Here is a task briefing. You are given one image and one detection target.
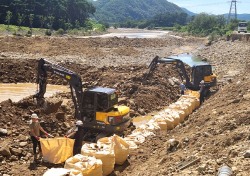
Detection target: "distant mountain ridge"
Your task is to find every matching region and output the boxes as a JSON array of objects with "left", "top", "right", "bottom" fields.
[
  {"left": 90, "top": 0, "right": 185, "bottom": 23},
  {"left": 224, "top": 14, "right": 250, "bottom": 21},
  {"left": 181, "top": 8, "right": 196, "bottom": 16}
]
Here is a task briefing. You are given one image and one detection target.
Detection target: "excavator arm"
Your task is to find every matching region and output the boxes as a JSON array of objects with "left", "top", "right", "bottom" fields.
[
  {"left": 34, "top": 58, "right": 83, "bottom": 120},
  {"left": 144, "top": 56, "right": 193, "bottom": 88}
]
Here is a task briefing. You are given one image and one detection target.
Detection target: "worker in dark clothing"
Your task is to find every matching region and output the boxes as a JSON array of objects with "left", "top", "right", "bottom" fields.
[
  {"left": 179, "top": 81, "right": 186, "bottom": 95},
  {"left": 65, "top": 120, "right": 84, "bottom": 155},
  {"left": 199, "top": 80, "right": 205, "bottom": 105}
]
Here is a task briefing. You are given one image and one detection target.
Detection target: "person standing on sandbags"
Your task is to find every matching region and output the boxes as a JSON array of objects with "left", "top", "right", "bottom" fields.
[
  {"left": 179, "top": 81, "right": 186, "bottom": 95},
  {"left": 65, "top": 120, "right": 84, "bottom": 155},
  {"left": 199, "top": 80, "right": 205, "bottom": 105},
  {"left": 29, "top": 113, "right": 53, "bottom": 161}
]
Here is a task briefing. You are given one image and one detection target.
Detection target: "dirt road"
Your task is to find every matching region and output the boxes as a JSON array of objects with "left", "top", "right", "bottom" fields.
[{"left": 0, "top": 30, "right": 249, "bottom": 176}]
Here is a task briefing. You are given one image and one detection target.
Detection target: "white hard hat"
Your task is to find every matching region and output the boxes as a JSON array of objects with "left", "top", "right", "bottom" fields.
[
  {"left": 31, "top": 113, "right": 39, "bottom": 119},
  {"left": 76, "top": 120, "right": 83, "bottom": 126},
  {"left": 200, "top": 80, "right": 204, "bottom": 84}
]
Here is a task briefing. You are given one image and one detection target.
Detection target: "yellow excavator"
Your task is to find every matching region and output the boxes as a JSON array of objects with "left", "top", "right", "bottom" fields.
[
  {"left": 144, "top": 56, "right": 217, "bottom": 96},
  {"left": 34, "top": 58, "right": 130, "bottom": 141}
]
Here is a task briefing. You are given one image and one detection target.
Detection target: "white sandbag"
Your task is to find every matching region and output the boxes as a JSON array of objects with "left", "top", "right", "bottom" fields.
[
  {"left": 155, "top": 120, "right": 168, "bottom": 130},
  {"left": 122, "top": 137, "right": 138, "bottom": 155},
  {"left": 135, "top": 121, "right": 161, "bottom": 134},
  {"left": 81, "top": 143, "right": 115, "bottom": 176},
  {"left": 97, "top": 135, "right": 129, "bottom": 165},
  {"left": 169, "top": 103, "right": 188, "bottom": 116},
  {"left": 165, "top": 108, "right": 185, "bottom": 123},
  {"left": 43, "top": 168, "right": 70, "bottom": 176},
  {"left": 126, "top": 133, "right": 146, "bottom": 143},
  {"left": 178, "top": 98, "right": 196, "bottom": 111},
  {"left": 161, "top": 110, "right": 180, "bottom": 127},
  {"left": 64, "top": 154, "right": 102, "bottom": 176},
  {"left": 171, "top": 103, "right": 191, "bottom": 116}
]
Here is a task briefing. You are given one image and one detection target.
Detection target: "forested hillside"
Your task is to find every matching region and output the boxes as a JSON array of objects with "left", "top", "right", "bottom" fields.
[
  {"left": 0, "top": 0, "right": 95, "bottom": 29},
  {"left": 90, "top": 0, "right": 184, "bottom": 23}
]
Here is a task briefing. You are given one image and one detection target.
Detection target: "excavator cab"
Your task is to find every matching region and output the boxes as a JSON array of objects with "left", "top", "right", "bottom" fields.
[
  {"left": 81, "top": 86, "right": 130, "bottom": 133},
  {"left": 191, "top": 64, "right": 217, "bottom": 90},
  {"left": 82, "top": 87, "right": 118, "bottom": 112}
]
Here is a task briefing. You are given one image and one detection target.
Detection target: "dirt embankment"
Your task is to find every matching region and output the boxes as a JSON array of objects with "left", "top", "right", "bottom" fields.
[{"left": 0, "top": 33, "right": 249, "bottom": 176}]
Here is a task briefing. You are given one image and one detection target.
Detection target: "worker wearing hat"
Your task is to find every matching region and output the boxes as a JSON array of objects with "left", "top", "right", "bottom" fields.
[
  {"left": 65, "top": 120, "right": 84, "bottom": 155},
  {"left": 29, "top": 113, "right": 53, "bottom": 161}
]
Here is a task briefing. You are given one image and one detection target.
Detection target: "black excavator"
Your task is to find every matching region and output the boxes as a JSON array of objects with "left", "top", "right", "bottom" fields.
[
  {"left": 144, "top": 56, "right": 217, "bottom": 96},
  {"left": 34, "top": 58, "right": 130, "bottom": 141}
]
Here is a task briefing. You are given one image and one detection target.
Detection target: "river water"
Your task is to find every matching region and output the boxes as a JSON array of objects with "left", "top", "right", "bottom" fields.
[
  {"left": 99, "top": 29, "right": 170, "bottom": 38},
  {"left": 0, "top": 83, "right": 69, "bottom": 103},
  {"left": 79, "top": 28, "right": 171, "bottom": 39},
  {"left": 169, "top": 53, "right": 208, "bottom": 66}
]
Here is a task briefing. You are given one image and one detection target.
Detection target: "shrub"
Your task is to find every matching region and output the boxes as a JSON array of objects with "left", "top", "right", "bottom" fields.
[
  {"left": 56, "top": 28, "right": 65, "bottom": 35},
  {"left": 25, "top": 30, "right": 32, "bottom": 37},
  {"left": 45, "top": 29, "right": 52, "bottom": 36}
]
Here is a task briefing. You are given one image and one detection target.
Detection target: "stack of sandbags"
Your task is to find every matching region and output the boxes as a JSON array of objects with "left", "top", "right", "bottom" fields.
[
  {"left": 151, "top": 114, "right": 168, "bottom": 130},
  {"left": 180, "top": 94, "right": 200, "bottom": 109},
  {"left": 163, "top": 108, "right": 186, "bottom": 123},
  {"left": 168, "top": 103, "right": 191, "bottom": 116},
  {"left": 97, "top": 135, "right": 129, "bottom": 165},
  {"left": 64, "top": 154, "right": 102, "bottom": 176},
  {"left": 81, "top": 143, "right": 115, "bottom": 176},
  {"left": 134, "top": 121, "right": 161, "bottom": 134},
  {"left": 145, "top": 91, "right": 201, "bottom": 132},
  {"left": 151, "top": 114, "right": 174, "bottom": 130},
  {"left": 185, "top": 90, "right": 200, "bottom": 99},
  {"left": 174, "top": 101, "right": 193, "bottom": 115},
  {"left": 159, "top": 109, "right": 181, "bottom": 127}
]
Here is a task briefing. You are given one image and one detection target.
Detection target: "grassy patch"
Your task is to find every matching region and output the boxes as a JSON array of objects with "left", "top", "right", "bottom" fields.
[{"left": 0, "top": 23, "right": 107, "bottom": 36}]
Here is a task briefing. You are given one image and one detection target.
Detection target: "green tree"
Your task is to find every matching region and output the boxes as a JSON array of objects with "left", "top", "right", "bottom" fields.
[
  {"left": 47, "top": 15, "right": 55, "bottom": 32},
  {"left": 67, "top": 0, "right": 95, "bottom": 25},
  {"left": 17, "top": 13, "right": 25, "bottom": 31},
  {"left": 0, "top": 0, "right": 96, "bottom": 30},
  {"left": 38, "top": 15, "right": 47, "bottom": 28},
  {"left": 187, "top": 13, "right": 226, "bottom": 36},
  {"left": 29, "top": 14, "right": 34, "bottom": 33},
  {"left": 5, "top": 11, "right": 13, "bottom": 30}
]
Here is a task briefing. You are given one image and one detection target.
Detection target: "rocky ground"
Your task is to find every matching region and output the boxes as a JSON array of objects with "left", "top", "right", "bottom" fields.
[{"left": 0, "top": 29, "right": 249, "bottom": 176}]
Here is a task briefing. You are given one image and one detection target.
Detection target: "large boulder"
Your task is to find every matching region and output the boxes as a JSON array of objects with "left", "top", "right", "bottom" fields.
[
  {"left": 10, "top": 148, "right": 22, "bottom": 156},
  {"left": 0, "top": 128, "right": 8, "bottom": 136},
  {"left": 0, "top": 145, "right": 11, "bottom": 157}
]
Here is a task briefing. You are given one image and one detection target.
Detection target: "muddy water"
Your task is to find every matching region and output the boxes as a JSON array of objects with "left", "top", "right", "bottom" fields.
[
  {"left": 0, "top": 83, "right": 69, "bottom": 103},
  {"left": 169, "top": 53, "right": 208, "bottom": 66}
]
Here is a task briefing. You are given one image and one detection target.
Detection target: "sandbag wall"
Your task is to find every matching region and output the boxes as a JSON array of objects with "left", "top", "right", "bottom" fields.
[{"left": 43, "top": 91, "right": 200, "bottom": 176}]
